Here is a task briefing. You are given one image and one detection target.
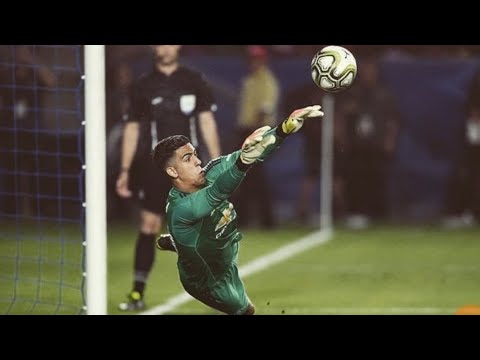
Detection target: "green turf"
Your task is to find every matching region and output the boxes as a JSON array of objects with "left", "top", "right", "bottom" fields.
[
  {"left": 241, "top": 226, "right": 480, "bottom": 315},
  {"left": 0, "top": 220, "right": 85, "bottom": 314},
  {"left": 2, "top": 221, "right": 480, "bottom": 315},
  {"left": 157, "top": 225, "right": 480, "bottom": 315},
  {"left": 107, "top": 224, "right": 313, "bottom": 315}
]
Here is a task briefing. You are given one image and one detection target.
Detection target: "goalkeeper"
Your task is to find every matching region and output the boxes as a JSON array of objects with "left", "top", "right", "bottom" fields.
[{"left": 152, "top": 105, "right": 323, "bottom": 315}]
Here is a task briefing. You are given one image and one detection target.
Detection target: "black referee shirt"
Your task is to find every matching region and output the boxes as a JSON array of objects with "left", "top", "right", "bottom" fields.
[{"left": 127, "top": 65, "right": 216, "bottom": 157}]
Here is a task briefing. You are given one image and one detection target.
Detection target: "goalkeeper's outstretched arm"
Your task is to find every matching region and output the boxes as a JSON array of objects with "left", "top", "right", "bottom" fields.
[{"left": 239, "top": 105, "right": 324, "bottom": 165}]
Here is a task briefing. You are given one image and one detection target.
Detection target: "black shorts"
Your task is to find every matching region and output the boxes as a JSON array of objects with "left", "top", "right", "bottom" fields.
[{"left": 135, "top": 157, "right": 171, "bottom": 215}]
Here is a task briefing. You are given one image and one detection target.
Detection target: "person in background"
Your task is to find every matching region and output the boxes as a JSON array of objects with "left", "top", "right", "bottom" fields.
[
  {"left": 0, "top": 46, "right": 56, "bottom": 216},
  {"left": 336, "top": 56, "right": 400, "bottom": 228},
  {"left": 116, "top": 45, "right": 221, "bottom": 311},
  {"left": 444, "top": 69, "right": 480, "bottom": 227},
  {"left": 283, "top": 82, "right": 346, "bottom": 225},
  {"left": 232, "top": 45, "right": 280, "bottom": 228}
]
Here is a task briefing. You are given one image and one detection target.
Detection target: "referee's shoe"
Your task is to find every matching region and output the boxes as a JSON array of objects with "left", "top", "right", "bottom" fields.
[{"left": 118, "top": 291, "right": 145, "bottom": 311}]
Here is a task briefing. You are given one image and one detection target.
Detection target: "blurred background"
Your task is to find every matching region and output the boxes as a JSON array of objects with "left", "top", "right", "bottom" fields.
[
  {"left": 1, "top": 45, "right": 480, "bottom": 314},
  {"left": 105, "top": 45, "right": 480, "bottom": 227}
]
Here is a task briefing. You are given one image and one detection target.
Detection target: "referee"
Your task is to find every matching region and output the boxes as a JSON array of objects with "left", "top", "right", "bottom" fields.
[{"left": 116, "top": 45, "right": 221, "bottom": 311}]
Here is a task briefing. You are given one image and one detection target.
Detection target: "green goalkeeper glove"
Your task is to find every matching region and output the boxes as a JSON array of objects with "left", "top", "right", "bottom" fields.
[
  {"left": 240, "top": 126, "right": 276, "bottom": 165},
  {"left": 238, "top": 106, "right": 324, "bottom": 165},
  {"left": 281, "top": 105, "right": 324, "bottom": 135}
]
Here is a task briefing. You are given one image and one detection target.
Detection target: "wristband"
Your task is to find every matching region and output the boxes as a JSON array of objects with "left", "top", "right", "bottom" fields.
[
  {"left": 276, "top": 124, "right": 289, "bottom": 139},
  {"left": 235, "top": 157, "right": 252, "bottom": 172}
]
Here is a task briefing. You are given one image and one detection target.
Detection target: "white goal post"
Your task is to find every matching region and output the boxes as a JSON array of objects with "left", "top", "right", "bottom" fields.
[
  {"left": 84, "top": 45, "right": 107, "bottom": 315},
  {"left": 320, "top": 94, "right": 334, "bottom": 231}
]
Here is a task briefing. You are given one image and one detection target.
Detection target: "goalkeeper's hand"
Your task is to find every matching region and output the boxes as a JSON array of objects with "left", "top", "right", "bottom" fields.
[
  {"left": 281, "top": 105, "right": 324, "bottom": 135},
  {"left": 240, "top": 125, "right": 276, "bottom": 165},
  {"left": 155, "top": 234, "right": 176, "bottom": 253}
]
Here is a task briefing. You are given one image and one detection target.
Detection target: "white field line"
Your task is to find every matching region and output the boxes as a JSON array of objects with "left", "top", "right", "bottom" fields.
[
  {"left": 140, "top": 229, "right": 332, "bottom": 315},
  {"left": 168, "top": 306, "right": 458, "bottom": 315},
  {"left": 308, "top": 307, "right": 457, "bottom": 314}
]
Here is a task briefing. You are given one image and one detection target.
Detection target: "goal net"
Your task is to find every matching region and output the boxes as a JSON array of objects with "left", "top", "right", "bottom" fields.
[{"left": 0, "top": 45, "right": 87, "bottom": 314}]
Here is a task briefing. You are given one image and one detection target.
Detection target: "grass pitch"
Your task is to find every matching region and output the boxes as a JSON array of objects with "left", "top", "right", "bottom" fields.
[{"left": 1, "top": 221, "right": 479, "bottom": 315}]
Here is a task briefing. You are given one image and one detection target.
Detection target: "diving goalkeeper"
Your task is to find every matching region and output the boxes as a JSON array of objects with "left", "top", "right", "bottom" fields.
[{"left": 152, "top": 105, "right": 324, "bottom": 315}]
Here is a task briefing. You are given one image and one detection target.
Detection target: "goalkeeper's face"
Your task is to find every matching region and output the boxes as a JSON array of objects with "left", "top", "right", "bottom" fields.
[{"left": 166, "top": 143, "right": 206, "bottom": 192}]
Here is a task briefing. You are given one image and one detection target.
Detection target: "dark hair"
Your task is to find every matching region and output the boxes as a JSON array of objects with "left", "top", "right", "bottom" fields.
[{"left": 152, "top": 135, "right": 190, "bottom": 171}]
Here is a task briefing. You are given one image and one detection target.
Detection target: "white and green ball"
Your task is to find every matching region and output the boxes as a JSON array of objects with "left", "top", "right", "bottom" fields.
[{"left": 311, "top": 45, "right": 357, "bottom": 92}]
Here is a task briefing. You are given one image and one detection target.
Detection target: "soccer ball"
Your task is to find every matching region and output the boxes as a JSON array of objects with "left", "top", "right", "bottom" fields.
[{"left": 311, "top": 45, "right": 357, "bottom": 92}]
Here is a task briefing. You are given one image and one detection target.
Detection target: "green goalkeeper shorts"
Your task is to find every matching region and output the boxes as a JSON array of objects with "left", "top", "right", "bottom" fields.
[{"left": 185, "top": 263, "right": 250, "bottom": 315}]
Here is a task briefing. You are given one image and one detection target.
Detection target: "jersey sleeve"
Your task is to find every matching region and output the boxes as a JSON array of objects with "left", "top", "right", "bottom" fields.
[
  {"left": 203, "top": 151, "right": 241, "bottom": 181},
  {"left": 176, "top": 161, "right": 245, "bottom": 222}
]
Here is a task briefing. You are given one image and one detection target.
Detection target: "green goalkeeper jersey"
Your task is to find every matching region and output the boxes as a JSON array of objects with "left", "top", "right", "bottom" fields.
[{"left": 166, "top": 127, "right": 284, "bottom": 293}]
